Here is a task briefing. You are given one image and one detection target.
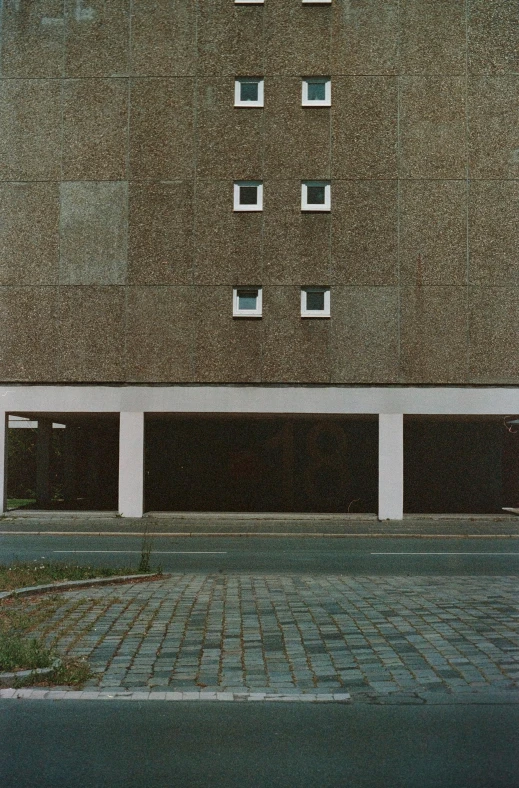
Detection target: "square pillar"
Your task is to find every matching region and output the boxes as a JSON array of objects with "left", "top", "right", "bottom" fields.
[
  {"left": 118, "top": 412, "right": 144, "bottom": 518},
  {"left": 0, "top": 413, "right": 6, "bottom": 515},
  {"left": 36, "top": 418, "right": 52, "bottom": 507},
  {"left": 378, "top": 414, "right": 404, "bottom": 520}
]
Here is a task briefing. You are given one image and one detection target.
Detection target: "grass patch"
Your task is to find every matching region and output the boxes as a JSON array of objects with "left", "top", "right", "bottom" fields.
[
  {"left": 6, "top": 498, "right": 36, "bottom": 510},
  {"left": 0, "top": 561, "right": 157, "bottom": 593}
]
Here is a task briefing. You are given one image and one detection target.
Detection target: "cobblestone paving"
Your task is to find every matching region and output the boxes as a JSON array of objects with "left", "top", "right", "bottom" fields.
[{"left": 36, "top": 575, "right": 519, "bottom": 702}]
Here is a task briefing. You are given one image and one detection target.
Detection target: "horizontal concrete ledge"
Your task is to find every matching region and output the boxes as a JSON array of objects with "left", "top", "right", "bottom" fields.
[
  {"left": 0, "top": 689, "right": 351, "bottom": 703},
  {"left": 4, "top": 511, "right": 516, "bottom": 521},
  {"left": 2, "top": 531, "right": 519, "bottom": 539},
  {"left": 4, "top": 511, "right": 119, "bottom": 519}
]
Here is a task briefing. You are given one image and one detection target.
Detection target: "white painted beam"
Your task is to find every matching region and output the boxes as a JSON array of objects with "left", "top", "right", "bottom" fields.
[
  {"left": 378, "top": 414, "right": 404, "bottom": 521},
  {"left": 118, "top": 412, "right": 144, "bottom": 518},
  {"left": 0, "top": 413, "right": 6, "bottom": 515}
]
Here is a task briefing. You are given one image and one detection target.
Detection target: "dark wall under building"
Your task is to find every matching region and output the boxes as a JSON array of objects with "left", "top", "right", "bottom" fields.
[{"left": 145, "top": 417, "right": 378, "bottom": 513}]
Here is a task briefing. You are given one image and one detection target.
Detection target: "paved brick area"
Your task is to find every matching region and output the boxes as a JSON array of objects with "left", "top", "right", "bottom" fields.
[{"left": 32, "top": 574, "right": 519, "bottom": 703}]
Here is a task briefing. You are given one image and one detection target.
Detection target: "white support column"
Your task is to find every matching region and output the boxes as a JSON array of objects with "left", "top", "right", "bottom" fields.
[
  {"left": 378, "top": 413, "right": 404, "bottom": 520},
  {"left": 118, "top": 412, "right": 144, "bottom": 518},
  {"left": 36, "top": 418, "right": 52, "bottom": 507},
  {"left": 0, "top": 413, "right": 6, "bottom": 515}
]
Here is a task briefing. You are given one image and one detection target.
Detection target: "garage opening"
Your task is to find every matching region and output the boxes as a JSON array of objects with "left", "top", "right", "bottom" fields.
[
  {"left": 6, "top": 413, "right": 119, "bottom": 511},
  {"left": 404, "top": 416, "right": 519, "bottom": 514},
  {"left": 145, "top": 415, "right": 378, "bottom": 513}
]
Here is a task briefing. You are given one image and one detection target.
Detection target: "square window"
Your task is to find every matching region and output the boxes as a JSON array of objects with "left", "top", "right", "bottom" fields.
[
  {"left": 301, "top": 181, "right": 331, "bottom": 211},
  {"left": 234, "top": 181, "right": 263, "bottom": 211},
  {"left": 235, "top": 0, "right": 264, "bottom": 4},
  {"left": 302, "top": 78, "right": 331, "bottom": 106},
  {"left": 302, "top": 0, "right": 331, "bottom": 4},
  {"left": 233, "top": 286, "right": 263, "bottom": 317},
  {"left": 301, "top": 287, "right": 330, "bottom": 318},
  {"left": 235, "top": 78, "right": 264, "bottom": 107}
]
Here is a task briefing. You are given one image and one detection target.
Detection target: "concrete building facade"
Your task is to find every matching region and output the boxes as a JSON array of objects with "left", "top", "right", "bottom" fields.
[{"left": 1, "top": 0, "right": 518, "bottom": 518}]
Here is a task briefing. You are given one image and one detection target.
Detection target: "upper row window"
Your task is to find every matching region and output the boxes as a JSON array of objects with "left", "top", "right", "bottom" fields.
[
  {"left": 235, "top": 78, "right": 331, "bottom": 108},
  {"left": 235, "top": 1, "right": 331, "bottom": 4}
]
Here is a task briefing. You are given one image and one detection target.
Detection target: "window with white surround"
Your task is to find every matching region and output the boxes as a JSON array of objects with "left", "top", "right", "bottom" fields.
[
  {"left": 235, "top": 0, "right": 263, "bottom": 4},
  {"left": 301, "top": 181, "right": 331, "bottom": 211},
  {"left": 235, "top": 78, "right": 264, "bottom": 107},
  {"left": 302, "top": 0, "right": 331, "bottom": 4},
  {"left": 233, "top": 287, "right": 263, "bottom": 317},
  {"left": 301, "top": 287, "right": 330, "bottom": 317},
  {"left": 234, "top": 181, "right": 263, "bottom": 211},
  {"left": 302, "top": 77, "right": 331, "bottom": 106}
]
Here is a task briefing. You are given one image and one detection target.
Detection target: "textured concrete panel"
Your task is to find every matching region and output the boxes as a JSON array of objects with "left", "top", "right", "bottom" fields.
[
  {"left": 0, "top": 79, "right": 61, "bottom": 180},
  {"left": 62, "top": 78, "right": 128, "bottom": 181},
  {"left": 265, "top": 3, "right": 331, "bottom": 76},
  {"left": 468, "top": 0, "right": 519, "bottom": 74},
  {"left": 400, "top": 287, "right": 468, "bottom": 383},
  {"left": 193, "top": 287, "right": 263, "bottom": 382},
  {"left": 399, "top": 0, "right": 466, "bottom": 74},
  {"left": 399, "top": 77, "right": 466, "bottom": 179},
  {"left": 331, "top": 287, "right": 399, "bottom": 383},
  {"left": 264, "top": 78, "right": 330, "bottom": 180},
  {"left": 128, "top": 181, "right": 193, "bottom": 286},
  {"left": 60, "top": 182, "right": 128, "bottom": 285},
  {"left": 469, "top": 181, "right": 519, "bottom": 285},
  {"left": 0, "top": 0, "right": 64, "bottom": 77},
  {"left": 197, "top": 78, "right": 264, "bottom": 179},
  {"left": 263, "top": 181, "right": 331, "bottom": 286},
  {"left": 332, "top": 181, "right": 398, "bottom": 286},
  {"left": 131, "top": 0, "right": 196, "bottom": 76},
  {"left": 0, "top": 183, "right": 59, "bottom": 286},
  {"left": 197, "top": 0, "right": 264, "bottom": 75},
  {"left": 469, "top": 287, "right": 519, "bottom": 382},
  {"left": 0, "top": 287, "right": 58, "bottom": 380},
  {"left": 130, "top": 78, "right": 194, "bottom": 179},
  {"left": 58, "top": 286, "right": 126, "bottom": 381},
  {"left": 125, "top": 287, "right": 194, "bottom": 381},
  {"left": 194, "top": 181, "right": 263, "bottom": 285},
  {"left": 64, "top": 0, "right": 129, "bottom": 77},
  {"left": 331, "top": 0, "right": 399, "bottom": 75},
  {"left": 468, "top": 76, "right": 519, "bottom": 179},
  {"left": 400, "top": 181, "right": 467, "bottom": 286},
  {"left": 262, "top": 287, "right": 330, "bottom": 383},
  {"left": 331, "top": 77, "right": 397, "bottom": 179}
]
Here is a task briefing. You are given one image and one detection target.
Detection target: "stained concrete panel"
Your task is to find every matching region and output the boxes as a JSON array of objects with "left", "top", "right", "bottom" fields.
[
  {"left": 0, "top": 79, "right": 61, "bottom": 180},
  {"left": 62, "top": 78, "right": 128, "bottom": 181},
  {"left": 59, "top": 182, "right": 128, "bottom": 285},
  {"left": 64, "top": 0, "right": 129, "bottom": 77},
  {"left": 125, "top": 287, "right": 194, "bottom": 381},
  {"left": 468, "top": 76, "right": 519, "bottom": 179},
  {"left": 400, "top": 287, "right": 468, "bottom": 383},
  {"left": 331, "top": 287, "right": 399, "bottom": 383},
  {"left": 197, "top": 0, "right": 264, "bottom": 76},
  {"left": 58, "top": 286, "right": 126, "bottom": 381},
  {"left": 0, "top": 287, "right": 58, "bottom": 380},
  {"left": 264, "top": 3, "right": 331, "bottom": 76},
  {"left": 130, "top": 78, "right": 195, "bottom": 179},
  {"left": 332, "top": 181, "right": 398, "bottom": 286},
  {"left": 469, "top": 181, "right": 519, "bottom": 286},
  {"left": 469, "top": 287, "right": 519, "bottom": 382},
  {"left": 331, "top": 0, "right": 399, "bottom": 75},
  {"left": 399, "top": 76, "right": 466, "bottom": 179},
  {"left": 399, "top": 0, "right": 466, "bottom": 74},
  {"left": 131, "top": 0, "right": 196, "bottom": 76},
  {"left": 0, "top": 0, "right": 64, "bottom": 77},
  {"left": 400, "top": 181, "right": 467, "bottom": 286},
  {"left": 331, "top": 77, "right": 398, "bottom": 179},
  {"left": 128, "top": 181, "right": 193, "bottom": 286},
  {"left": 0, "top": 183, "right": 59, "bottom": 286},
  {"left": 468, "top": 0, "right": 519, "bottom": 74}
]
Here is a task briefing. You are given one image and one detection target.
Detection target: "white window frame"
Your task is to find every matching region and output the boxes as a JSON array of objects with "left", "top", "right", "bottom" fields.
[
  {"left": 234, "top": 78, "right": 264, "bottom": 108},
  {"left": 233, "top": 286, "right": 263, "bottom": 318},
  {"left": 301, "top": 181, "right": 331, "bottom": 212},
  {"left": 302, "top": 77, "right": 331, "bottom": 107},
  {"left": 301, "top": 287, "right": 330, "bottom": 318},
  {"left": 234, "top": 181, "right": 263, "bottom": 212},
  {"left": 235, "top": 0, "right": 264, "bottom": 4},
  {"left": 302, "top": 0, "right": 331, "bottom": 4}
]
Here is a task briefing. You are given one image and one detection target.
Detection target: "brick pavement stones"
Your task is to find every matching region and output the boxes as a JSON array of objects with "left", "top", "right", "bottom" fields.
[{"left": 7, "top": 574, "right": 519, "bottom": 704}]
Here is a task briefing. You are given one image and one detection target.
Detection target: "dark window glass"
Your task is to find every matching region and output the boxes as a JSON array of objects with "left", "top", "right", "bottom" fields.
[
  {"left": 307, "top": 81, "right": 326, "bottom": 101},
  {"left": 240, "top": 186, "right": 258, "bottom": 205},
  {"left": 307, "top": 185, "right": 325, "bottom": 204},
  {"left": 241, "top": 81, "right": 259, "bottom": 101},
  {"left": 238, "top": 289, "right": 258, "bottom": 310},
  {"left": 306, "top": 291, "right": 325, "bottom": 311}
]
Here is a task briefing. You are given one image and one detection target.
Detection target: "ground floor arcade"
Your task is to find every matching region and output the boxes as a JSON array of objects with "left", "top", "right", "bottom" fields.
[{"left": 1, "top": 386, "right": 519, "bottom": 520}]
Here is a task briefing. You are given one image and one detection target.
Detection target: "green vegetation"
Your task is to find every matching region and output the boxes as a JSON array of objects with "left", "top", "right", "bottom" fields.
[
  {"left": 6, "top": 498, "right": 36, "bottom": 510},
  {"left": 0, "top": 560, "right": 156, "bottom": 593}
]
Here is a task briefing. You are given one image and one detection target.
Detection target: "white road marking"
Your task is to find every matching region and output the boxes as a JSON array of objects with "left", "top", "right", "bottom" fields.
[
  {"left": 53, "top": 550, "right": 227, "bottom": 555},
  {"left": 371, "top": 552, "right": 519, "bottom": 556}
]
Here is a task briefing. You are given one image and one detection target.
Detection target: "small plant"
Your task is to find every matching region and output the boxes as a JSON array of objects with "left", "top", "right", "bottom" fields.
[
  {"left": 0, "top": 634, "right": 54, "bottom": 672},
  {"left": 138, "top": 527, "right": 153, "bottom": 573}
]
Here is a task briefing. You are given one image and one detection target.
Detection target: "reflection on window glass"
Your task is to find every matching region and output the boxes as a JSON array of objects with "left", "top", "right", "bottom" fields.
[
  {"left": 238, "top": 290, "right": 258, "bottom": 310},
  {"left": 307, "top": 291, "right": 325, "bottom": 311},
  {"left": 307, "top": 185, "right": 325, "bottom": 204},
  {"left": 240, "top": 186, "right": 258, "bottom": 205},
  {"left": 307, "top": 81, "right": 326, "bottom": 101},
  {"left": 240, "top": 81, "right": 259, "bottom": 101}
]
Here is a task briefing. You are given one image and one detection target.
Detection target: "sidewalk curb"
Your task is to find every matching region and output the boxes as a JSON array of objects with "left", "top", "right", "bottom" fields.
[
  {"left": 0, "top": 688, "right": 352, "bottom": 703},
  {"left": 0, "top": 573, "right": 162, "bottom": 602},
  {"left": 1, "top": 530, "right": 519, "bottom": 539}
]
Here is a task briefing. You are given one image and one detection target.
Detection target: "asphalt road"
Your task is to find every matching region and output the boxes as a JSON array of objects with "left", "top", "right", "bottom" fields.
[
  {"left": 1, "top": 534, "right": 519, "bottom": 575},
  {"left": 2, "top": 701, "right": 519, "bottom": 788}
]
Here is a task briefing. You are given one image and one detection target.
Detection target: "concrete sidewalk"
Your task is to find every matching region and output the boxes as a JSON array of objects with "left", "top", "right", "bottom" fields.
[{"left": 2, "top": 513, "right": 519, "bottom": 538}]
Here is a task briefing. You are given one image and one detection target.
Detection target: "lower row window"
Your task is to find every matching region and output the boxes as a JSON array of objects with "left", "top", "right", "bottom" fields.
[
  {"left": 233, "top": 287, "right": 330, "bottom": 318},
  {"left": 234, "top": 181, "right": 331, "bottom": 212}
]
